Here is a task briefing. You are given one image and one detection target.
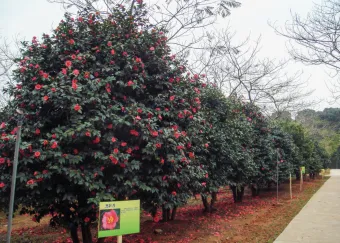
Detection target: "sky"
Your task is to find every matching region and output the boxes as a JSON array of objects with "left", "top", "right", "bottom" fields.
[{"left": 0, "top": 0, "right": 337, "bottom": 111}]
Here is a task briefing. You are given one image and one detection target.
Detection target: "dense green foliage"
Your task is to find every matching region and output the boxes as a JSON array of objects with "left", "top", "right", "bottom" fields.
[{"left": 0, "top": 3, "right": 329, "bottom": 242}]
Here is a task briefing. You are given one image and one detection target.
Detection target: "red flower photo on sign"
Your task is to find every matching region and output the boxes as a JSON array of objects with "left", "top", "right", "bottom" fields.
[{"left": 100, "top": 209, "right": 120, "bottom": 230}]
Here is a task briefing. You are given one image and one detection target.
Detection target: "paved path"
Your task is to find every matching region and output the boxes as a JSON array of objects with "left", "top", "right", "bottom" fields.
[{"left": 275, "top": 169, "right": 340, "bottom": 243}]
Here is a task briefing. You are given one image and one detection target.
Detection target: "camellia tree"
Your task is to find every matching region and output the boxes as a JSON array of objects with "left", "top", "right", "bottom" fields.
[
  {"left": 0, "top": 3, "right": 209, "bottom": 242},
  {"left": 241, "top": 105, "right": 295, "bottom": 197},
  {"left": 200, "top": 90, "right": 255, "bottom": 205}
]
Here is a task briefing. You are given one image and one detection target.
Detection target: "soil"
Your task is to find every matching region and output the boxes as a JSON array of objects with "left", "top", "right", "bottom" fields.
[{"left": 0, "top": 176, "right": 328, "bottom": 243}]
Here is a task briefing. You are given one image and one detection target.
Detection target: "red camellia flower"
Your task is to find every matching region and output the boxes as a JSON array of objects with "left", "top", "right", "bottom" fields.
[
  {"left": 43, "top": 96, "right": 49, "bottom": 101},
  {"left": 84, "top": 217, "right": 90, "bottom": 223},
  {"left": 42, "top": 73, "right": 49, "bottom": 79},
  {"left": 0, "top": 158, "right": 5, "bottom": 164},
  {"left": 107, "top": 41, "right": 112, "bottom": 47},
  {"left": 74, "top": 104, "right": 81, "bottom": 111},
  {"left": 121, "top": 142, "right": 127, "bottom": 147},
  {"left": 0, "top": 182, "right": 5, "bottom": 188},
  {"left": 35, "top": 84, "right": 42, "bottom": 90},
  {"left": 153, "top": 216, "right": 160, "bottom": 223},
  {"left": 27, "top": 179, "right": 35, "bottom": 185},
  {"left": 73, "top": 69, "right": 80, "bottom": 76},
  {"left": 110, "top": 155, "right": 118, "bottom": 164},
  {"left": 170, "top": 95, "right": 175, "bottom": 101},
  {"left": 111, "top": 49, "right": 115, "bottom": 55},
  {"left": 43, "top": 140, "right": 48, "bottom": 146},
  {"left": 204, "top": 143, "right": 209, "bottom": 148},
  {"left": 107, "top": 124, "right": 113, "bottom": 129},
  {"left": 68, "top": 39, "right": 75, "bottom": 45},
  {"left": 101, "top": 210, "right": 119, "bottom": 230},
  {"left": 150, "top": 46, "right": 154, "bottom": 51},
  {"left": 34, "top": 151, "right": 41, "bottom": 158},
  {"left": 51, "top": 142, "right": 58, "bottom": 149},
  {"left": 126, "top": 148, "right": 132, "bottom": 154},
  {"left": 73, "top": 149, "right": 78, "bottom": 155},
  {"left": 135, "top": 57, "right": 141, "bottom": 63},
  {"left": 85, "top": 131, "right": 91, "bottom": 137},
  {"left": 35, "top": 129, "right": 41, "bottom": 135},
  {"left": 122, "top": 51, "right": 128, "bottom": 56},
  {"left": 113, "top": 148, "right": 119, "bottom": 154},
  {"left": 137, "top": 108, "right": 143, "bottom": 113},
  {"left": 151, "top": 131, "right": 158, "bottom": 137},
  {"left": 130, "top": 130, "right": 139, "bottom": 136},
  {"left": 42, "top": 170, "right": 48, "bottom": 174},
  {"left": 174, "top": 131, "right": 181, "bottom": 139},
  {"left": 188, "top": 152, "right": 195, "bottom": 158},
  {"left": 171, "top": 191, "right": 177, "bottom": 196},
  {"left": 155, "top": 143, "right": 162, "bottom": 148},
  {"left": 111, "top": 137, "right": 117, "bottom": 142},
  {"left": 65, "top": 60, "right": 72, "bottom": 68},
  {"left": 127, "top": 80, "right": 134, "bottom": 86},
  {"left": 0, "top": 122, "right": 6, "bottom": 129},
  {"left": 51, "top": 87, "right": 56, "bottom": 92},
  {"left": 93, "top": 137, "right": 100, "bottom": 144}
]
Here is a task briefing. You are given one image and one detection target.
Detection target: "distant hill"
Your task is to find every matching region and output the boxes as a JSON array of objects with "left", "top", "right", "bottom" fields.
[{"left": 296, "top": 108, "right": 340, "bottom": 168}]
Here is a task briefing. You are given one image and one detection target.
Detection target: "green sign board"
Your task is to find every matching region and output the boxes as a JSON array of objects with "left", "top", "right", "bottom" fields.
[
  {"left": 300, "top": 166, "right": 306, "bottom": 174},
  {"left": 98, "top": 200, "right": 140, "bottom": 238}
]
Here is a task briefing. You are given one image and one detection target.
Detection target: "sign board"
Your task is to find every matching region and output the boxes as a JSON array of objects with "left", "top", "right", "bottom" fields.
[
  {"left": 300, "top": 166, "right": 306, "bottom": 174},
  {"left": 98, "top": 200, "right": 140, "bottom": 238}
]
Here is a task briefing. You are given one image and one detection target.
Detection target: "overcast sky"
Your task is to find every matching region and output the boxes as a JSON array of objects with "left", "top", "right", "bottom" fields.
[{"left": 0, "top": 0, "right": 337, "bottom": 111}]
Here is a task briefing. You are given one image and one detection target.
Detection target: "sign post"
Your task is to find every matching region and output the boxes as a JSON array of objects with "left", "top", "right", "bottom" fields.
[
  {"left": 117, "top": 235, "right": 123, "bottom": 243},
  {"left": 98, "top": 200, "right": 140, "bottom": 241},
  {"left": 6, "top": 120, "right": 22, "bottom": 243}
]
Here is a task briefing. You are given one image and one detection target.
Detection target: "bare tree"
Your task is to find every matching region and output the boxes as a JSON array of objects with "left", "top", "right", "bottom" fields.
[
  {"left": 0, "top": 36, "right": 20, "bottom": 108},
  {"left": 271, "top": 0, "right": 340, "bottom": 100},
  {"left": 193, "top": 28, "right": 315, "bottom": 116},
  {"left": 47, "top": 0, "right": 241, "bottom": 58}
]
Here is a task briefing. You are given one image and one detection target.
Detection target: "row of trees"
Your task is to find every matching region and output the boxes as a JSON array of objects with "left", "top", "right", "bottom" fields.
[{"left": 0, "top": 2, "right": 329, "bottom": 243}]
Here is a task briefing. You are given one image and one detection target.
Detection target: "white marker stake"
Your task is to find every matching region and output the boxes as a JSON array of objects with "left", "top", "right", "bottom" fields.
[
  {"left": 117, "top": 235, "right": 123, "bottom": 243},
  {"left": 290, "top": 173, "right": 292, "bottom": 200},
  {"left": 300, "top": 169, "right": 303, "bottom": 192}
]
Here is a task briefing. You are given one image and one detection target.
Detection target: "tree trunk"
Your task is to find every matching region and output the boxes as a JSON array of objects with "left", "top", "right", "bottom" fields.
[
  {"left": 170, "top": 206, "right": 177, "bottom": 220},
  {"left": 162, "top": 206, "right": 170, "bottom": 222},
  {"left": 210, "top": 192, "right": 217, "bottom": 212},
  {"left": 70, "top": 223, "right": 80, "bottom": 243},
  {"left": 267, "top": 182, "right": 272, "bottom": 191},
  {"left": 81, "top": 223, "right": 93, "bottom": 243},
  {"left": 231, "top": 186, "right": 244, "bottom": 203},
  {"left": 251, "top": 185, "right": 260, "bottom": 197},
  {"left": 296, "top": 171, "right": 300, "bottom": 181},
  {"left": 201, "top": 194, "right": 210, "bottom": 213},
  {"left": 97, "top": 238, "right": 105, "bottom": 243}
]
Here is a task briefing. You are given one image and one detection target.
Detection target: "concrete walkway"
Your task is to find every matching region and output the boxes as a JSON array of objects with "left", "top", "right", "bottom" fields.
[{"left": 275, "top": 169, "right": 340, "bottom": 243}]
